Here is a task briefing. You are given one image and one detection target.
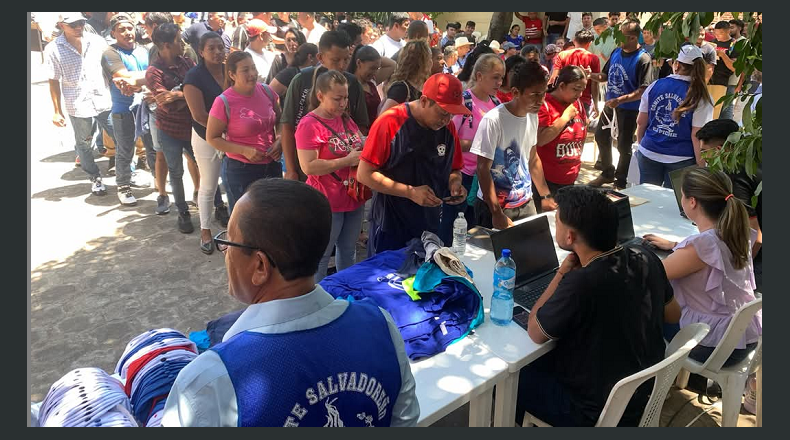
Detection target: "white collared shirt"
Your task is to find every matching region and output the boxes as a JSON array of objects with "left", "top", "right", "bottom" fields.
[
  {"left": 161, "top": 286, "right": 419, "bottom": 427},
  {"left": 303, "top": 21, "right": 327, "bottom": 45}
]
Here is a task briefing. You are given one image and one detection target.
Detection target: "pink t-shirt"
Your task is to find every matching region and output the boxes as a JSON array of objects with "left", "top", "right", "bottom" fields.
[
  {"left": 209, "top": 83, "right": 278, "bottom": 164},
  {"left": 295, "top": 112, "right": 365, "bottom": 213},
  {"left": 452, "top": 92, "right": 498, "bottom": 176}
]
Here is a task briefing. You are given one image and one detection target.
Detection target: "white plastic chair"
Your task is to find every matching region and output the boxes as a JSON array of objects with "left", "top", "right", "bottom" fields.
[
  {"left": 522, "top": 323, "right": 710, "bottom": 427},
  {"left": 675, "top": 297, "right": 763, "bottom": 427}
]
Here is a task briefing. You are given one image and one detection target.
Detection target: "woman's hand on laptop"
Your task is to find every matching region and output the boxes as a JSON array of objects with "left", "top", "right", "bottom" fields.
[{"left": 642, "top": 234, "right": 677, "bottom": 251}]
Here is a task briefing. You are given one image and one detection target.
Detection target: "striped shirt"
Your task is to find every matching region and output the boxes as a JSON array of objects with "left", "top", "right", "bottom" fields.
[{"left": 44, "top": 33, "right": 112, "bottom": 118}]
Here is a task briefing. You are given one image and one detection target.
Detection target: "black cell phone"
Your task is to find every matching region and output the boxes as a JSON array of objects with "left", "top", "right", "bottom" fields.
[
  {"left": 443, "top": 195, "right": 465, "bottom": 203},
  {"left": 513, "top": 306, "right": 529, "bottom": 331}
]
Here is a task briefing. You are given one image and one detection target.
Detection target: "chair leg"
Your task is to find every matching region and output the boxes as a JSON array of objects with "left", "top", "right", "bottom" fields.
[
  {"left": 720, "top": 374, "right": 749, "bottom": 427},
  {"left": 756, "top": 367, "right": 762, "bottom": 427},
  {"left": 675, "top": 368, "right": 690, "bottom": 389}
]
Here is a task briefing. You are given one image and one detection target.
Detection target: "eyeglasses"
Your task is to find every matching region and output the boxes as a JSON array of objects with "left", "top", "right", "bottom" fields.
[
  {"left": 213, "top": 230, "right": 277, "bottom": 267},
  {"left": 66, "top": 20, "right": 86, "bottom": 28}
]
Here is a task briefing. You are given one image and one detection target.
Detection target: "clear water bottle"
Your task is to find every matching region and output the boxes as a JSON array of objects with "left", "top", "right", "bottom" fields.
[
  {"left": 452, "top": 212, "right": 467, "bottom": 255},
  {"left": 491, "top": 249, "right": 516, "bottom": 326}
]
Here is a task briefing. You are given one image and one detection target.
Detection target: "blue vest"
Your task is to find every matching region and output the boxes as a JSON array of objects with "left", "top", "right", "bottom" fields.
[
  {"left": 211, "top": 301, "right": 402, "bottom": 427},
  {"left": 369, "top": 105, "right": 458, "bottom": 256},
  {"left": 108, "top": 44, "right": 149, "bottom": 114},
  {"left": 605, "top": 47, "right": 647, "bottom": 111},
  {"left": 640, "top": 77, "right": 695, "bottom": 158}
]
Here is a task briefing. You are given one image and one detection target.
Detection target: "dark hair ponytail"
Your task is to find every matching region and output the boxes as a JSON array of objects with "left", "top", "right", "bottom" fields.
[
  {"left": 290, "top": 43, "right": 318, "bottom": 68},
  {"left": 348, "top": 45, "right": 380, "bottom": 74},
  {"left": 673, "top": 58, "right": 713, "bottom": 121},
  {"left": 681, "top": 168, "right": 751, "bottom": 269}
]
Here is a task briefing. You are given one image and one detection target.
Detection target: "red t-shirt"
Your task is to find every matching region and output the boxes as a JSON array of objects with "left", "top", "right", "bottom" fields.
[
  {"left": 520, "top": 17, "right": 543, "bottom": 45},
  {"left": 552, "top": 47, "right": 600, "bottom": 107},
  {"left": 537, "top": 94, "right": 587, "bottom": 185},
  {"left": 496, "top": 89, "right": 513, "bottom": 103}
]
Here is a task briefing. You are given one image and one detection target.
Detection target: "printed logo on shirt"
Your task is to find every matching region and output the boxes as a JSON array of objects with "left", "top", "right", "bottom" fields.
[
  {"left": 239, "top": 107, "right": 265, "bottom": 122},
  {"left": 650, "top": 92, "right": 685, "bottom": 137},
  {"left": 437, "top": 144, "right": 447, "bottom": 157},
  {"left": 555, "top": 141, "right": 584, "bottom": 160},
  {"left": 607, "top": 63, "right": 629, "bottom": 97},
  {"left": 492, "top": 140, "right": 529, "bottom": 206},
  {"left": 328, "top": 132, "right": 363, "bottom": 156},
  {"left": 283, "top": 372, "right": 392, "bottom": 427}
]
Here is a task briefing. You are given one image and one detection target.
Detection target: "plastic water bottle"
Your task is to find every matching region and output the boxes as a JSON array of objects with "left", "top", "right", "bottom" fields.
[
  {"left": 453, "top": 212, "right": 467, "bottom": 255},
  {"left": 491, "top": 249, "right": 516, "bottom": 326}
]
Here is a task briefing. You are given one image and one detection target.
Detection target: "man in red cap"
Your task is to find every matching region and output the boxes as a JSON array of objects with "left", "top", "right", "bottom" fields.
[
  {"left": 244, "top": 19, "right": 278, "bottom": 82},
  {"left": 358, "top": 73, "right": 470, "bottom": 256}
]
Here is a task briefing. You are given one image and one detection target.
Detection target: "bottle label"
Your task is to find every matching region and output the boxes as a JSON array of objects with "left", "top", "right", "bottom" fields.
[{"left": 499, "top": 277, "right": 515, "bottom": 290}]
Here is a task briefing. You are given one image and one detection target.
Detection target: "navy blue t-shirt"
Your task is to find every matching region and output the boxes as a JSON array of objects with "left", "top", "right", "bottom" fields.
[{"left": 183, "top": 62, "right": 224, "bottom": 140}]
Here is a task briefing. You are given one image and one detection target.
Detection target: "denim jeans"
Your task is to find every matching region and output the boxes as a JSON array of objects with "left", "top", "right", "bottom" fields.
[
  {"left": 636, "top": 150, "right": 696, "bottom": 188},
  {"left": 70, "top": 111, "right": 114, "bottom": 179},
  {"left": 595, "top": 106, "right": 638, "bottom": 186},
  {"left": 316, "top": 205, "right": 365, "bottom": 283},
  {"left": 719, "top": 85, "right": 737, "bottom": 121},
  {"left": 140, "top": 131, "right": 156, "bottom": 171},
  {"left": 156, "top": 129, "right": 195, "bottom": 214},
  {"left": 438, "top": 173, "right": 474, "bottom": 247},
  {"left": 221, "top": 156, "right": 283, "bottom": 214},
  {"left": 110, "top": 112, "right": 137, "bottom": 186}
]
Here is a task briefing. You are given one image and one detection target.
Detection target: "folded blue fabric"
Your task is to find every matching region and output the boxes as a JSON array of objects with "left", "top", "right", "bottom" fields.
[
  {"left": 320, "top": 249, "right": 483, "bottom": 360},
  {"left": 188, "top": 330, "right": 210, "bottom": 353}
]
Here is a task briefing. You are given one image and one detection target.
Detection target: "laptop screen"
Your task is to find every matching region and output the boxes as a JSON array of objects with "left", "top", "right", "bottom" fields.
[
  {"left": 608, "top": 192, "right": 634, "bottom": 244},
  {"left": 669, "top": 166, "right": 696, "bottom": 217},
  {"left": 490, "top": 215, "right": 559, "bottom": 286}
]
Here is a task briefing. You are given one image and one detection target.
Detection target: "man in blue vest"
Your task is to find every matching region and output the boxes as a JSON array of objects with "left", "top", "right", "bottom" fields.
[
  {"left": 162, "top": 179, "right": 419, "bottom": 427},
  {"left": 588, "top": 20, "right": 654, "bottom": 189},
  {"left": 101, "top": 13, "right": 152, "bottom": 205}
]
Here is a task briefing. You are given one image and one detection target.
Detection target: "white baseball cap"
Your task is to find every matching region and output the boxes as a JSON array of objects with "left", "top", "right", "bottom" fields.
[
  {"left": 676, "top": 44, "right": 703, "bottom": 64},
  {"left": 488, "top": 40, "right": 504, "bottom": 54}
]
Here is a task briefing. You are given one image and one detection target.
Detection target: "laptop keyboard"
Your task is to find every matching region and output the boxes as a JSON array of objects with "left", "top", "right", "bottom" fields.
[{"left": 513, "top": 275, "right": 553, "bottom": 311}]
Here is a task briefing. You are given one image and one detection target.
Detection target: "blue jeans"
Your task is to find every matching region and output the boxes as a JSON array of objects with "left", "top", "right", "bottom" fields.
[
  {"left": 110, "top": 112, "right": 137, "bottom": 186},
  {"left": 316, "top": 205, "right": 365, "bottom": 282},
  {"left": 220, "top": 156, "right": 282, "bottom": 214},
  {"left": 70, "top": 111, "right": 114, "bottom": 179},
  {"left": 546, "top": 33, "right": 562, "bottom": 47},
  {"left": 438, "top": 172, "right": 474, "bottom": 247},
  {"left": 719, "top": 85, "right": 737, "bottom": 120},
  {"left": 140, "top": 131, "right": 156, "bottom": 171},
  {"left": 636, "top": 150, "right": 696, "bottom": 188},
  {"left": 156, "top": 129, "right": 195, "bottom": 214}
]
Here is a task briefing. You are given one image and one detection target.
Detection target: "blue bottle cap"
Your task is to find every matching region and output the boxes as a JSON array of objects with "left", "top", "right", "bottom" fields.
[{"left": 502, "top": 249, "right": 511, "bottom": 258}]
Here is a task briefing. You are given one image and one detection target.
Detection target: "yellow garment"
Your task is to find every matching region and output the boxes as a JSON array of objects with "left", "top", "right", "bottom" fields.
[{"left": 402, "top": 276, "right": 422, "bottom": 301}]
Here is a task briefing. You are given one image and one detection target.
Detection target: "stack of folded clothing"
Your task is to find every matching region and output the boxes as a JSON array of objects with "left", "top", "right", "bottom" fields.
[
  {"left": 321, "top": 232, "right": 484, "bottom": 360},
  {"left": 38, "top": 367, "right": 137, "bottom": 427},
  {"left": 115, "top": 328, "right": 198, "bottom": 426}
]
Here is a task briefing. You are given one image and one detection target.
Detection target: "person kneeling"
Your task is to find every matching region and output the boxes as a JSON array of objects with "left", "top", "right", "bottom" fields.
[
  {"left": 516, "top": 185, "right": 680, "bottom": 426},
  {"left": 162, "top": 179, "right": 419, "bottom": 427}
]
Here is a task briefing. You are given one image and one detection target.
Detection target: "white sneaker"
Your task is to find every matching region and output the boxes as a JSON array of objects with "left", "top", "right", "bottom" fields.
[
  {"left": 90, "top": 177, "right": 107, "bottom": 196},
  {"left": 130, "top": 171, "right": 151, "bottom": 188},
  {"left": 117, "top": 185, "right": 137, "bottom": 206}
]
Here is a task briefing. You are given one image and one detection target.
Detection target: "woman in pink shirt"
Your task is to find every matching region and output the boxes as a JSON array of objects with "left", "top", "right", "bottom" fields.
[
  {"left": 439, "top": 54, "right": 504, "bottom": 242},
  {"left": 206, "top": 51, "right": 282, "bottom": 214},
  {"left": 645, "top": 168, "right": 761, "bottom": 366},
  {"left": 296, "top": 70, "right": 365, "bottom": 282}
]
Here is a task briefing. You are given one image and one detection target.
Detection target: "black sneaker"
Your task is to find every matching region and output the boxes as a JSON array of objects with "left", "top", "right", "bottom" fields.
[
  {"left": 156, "top": 195, "right": 171, "bottom": 215},
  {"left": 214, "top": 204, "right": 230, "bottom": 227},
  {"left": 178, "top": 211, "right": 194, "bottom": 234},
  {"left": 107, "top": 156, "right": 116, "bottom": 175}
]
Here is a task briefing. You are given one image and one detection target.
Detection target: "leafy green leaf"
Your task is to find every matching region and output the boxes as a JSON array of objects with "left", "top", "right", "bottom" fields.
[
  {"left": 682, "top": 14, "right": 692, "bottom": 37},
  {"left": 726, "top": 131, "right": 742, "bottom": 144},
  {"left": 742, "top": 101, "right": 753, "bottom": 132},
  {"left": 755, "top": 97, "right": 762, "bottom": 125},
  {"left": 745, "top": 138, "right": 755, "bottom": 178},
  {"left": 659, "top": 27, "right": 677, "bottom": 56},
  {"left": 700, "top": 12, "right": 713, "bottom": 27}
]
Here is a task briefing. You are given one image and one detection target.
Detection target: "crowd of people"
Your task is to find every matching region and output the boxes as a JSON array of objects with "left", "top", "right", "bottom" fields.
[{"left": 42, "top": 11, "right": 762, "bottom": 427}]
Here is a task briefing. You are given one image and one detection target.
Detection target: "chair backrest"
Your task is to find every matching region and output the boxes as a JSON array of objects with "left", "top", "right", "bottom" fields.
[
  {"left": 595, "top": 323, "right": 710, "bottom": 427},
  {"left": 698, "top": 297, "right": 762, "bottom": 373}
]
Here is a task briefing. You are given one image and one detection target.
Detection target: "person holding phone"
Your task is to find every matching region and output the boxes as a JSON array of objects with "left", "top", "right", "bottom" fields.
[{"left": 296, "top": 70, "right": 366, "bottom": 282}]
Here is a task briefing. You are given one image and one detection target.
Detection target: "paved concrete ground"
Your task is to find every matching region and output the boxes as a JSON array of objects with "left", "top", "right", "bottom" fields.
[{"left": 29, "top": 55, "right": 756, "bottom": 426}]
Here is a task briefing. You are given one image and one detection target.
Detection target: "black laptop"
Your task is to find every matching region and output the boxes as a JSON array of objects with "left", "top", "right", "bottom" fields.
[
  {"left": 489, "top": 215, "right": 559, "bottom": 311},
  {"left": 668, "top": 166, "right": 697, "bottom": 219},
  {"left": 608, "top": 190, "right": 670, "bottom": 257}
]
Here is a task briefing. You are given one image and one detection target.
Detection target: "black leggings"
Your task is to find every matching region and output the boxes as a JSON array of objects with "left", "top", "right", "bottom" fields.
[{"left": 595, "top": 106, "right": 638, "bottom": 186}]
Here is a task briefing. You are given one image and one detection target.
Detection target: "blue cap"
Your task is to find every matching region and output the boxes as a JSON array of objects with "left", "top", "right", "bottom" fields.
[{"left": 502, "top": 249, "right": 511, "bottom": 258}]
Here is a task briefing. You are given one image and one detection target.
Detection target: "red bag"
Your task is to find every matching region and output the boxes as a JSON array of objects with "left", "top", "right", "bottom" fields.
[{"left": 346, "top": 167, "right": 372, "bottom": 203}]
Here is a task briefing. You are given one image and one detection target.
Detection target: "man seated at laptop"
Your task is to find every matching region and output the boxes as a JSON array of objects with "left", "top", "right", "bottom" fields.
[{"left": 516, "top": 185, "right": 680, "bottom": 426}]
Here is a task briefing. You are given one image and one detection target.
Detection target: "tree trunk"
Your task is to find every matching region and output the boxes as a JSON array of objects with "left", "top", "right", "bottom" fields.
[{"left": 487, "top": 12, "right": 512, "bottom": 43}]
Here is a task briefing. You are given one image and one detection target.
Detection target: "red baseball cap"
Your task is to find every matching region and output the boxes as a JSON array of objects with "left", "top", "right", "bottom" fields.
[
  {"left": 246, "top": 19, "right": 277, "bottom": 38},
  {"left": 421, "top": 73, "right": 472, "bottom": 115}
]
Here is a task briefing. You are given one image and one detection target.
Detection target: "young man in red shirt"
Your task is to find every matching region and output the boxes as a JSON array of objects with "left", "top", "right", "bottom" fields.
[
  {"left": 549, "top": 28, "right": 600, "bottom": 119},
  {"left": 514, "top": 12, "right": 544, "bottom": 52},
  {"left": 357, "top": 73, "right": 470, "bottom": 256}
]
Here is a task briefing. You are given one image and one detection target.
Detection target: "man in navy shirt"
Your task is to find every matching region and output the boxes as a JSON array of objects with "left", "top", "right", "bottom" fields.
[
  {"left": 183, "top": 12, "right": 228, "bottom": 57},
  {"left": 358, "top": 73, "right": 470, "bottom": 256}
]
